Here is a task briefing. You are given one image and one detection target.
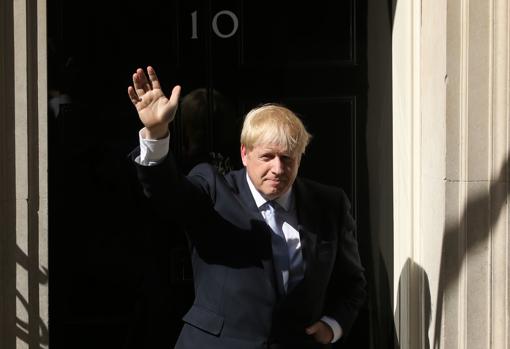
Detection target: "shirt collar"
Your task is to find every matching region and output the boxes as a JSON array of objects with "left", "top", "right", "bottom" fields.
[{"left": 245, "top": 173, "right": 293, "bottom": 211}]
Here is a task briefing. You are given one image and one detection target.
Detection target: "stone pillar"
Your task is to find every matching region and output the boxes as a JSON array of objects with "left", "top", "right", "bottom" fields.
[
  {"left": 392, "top": 0, "right": 445, "bottom": 347},
  {"left": 393, "top": 0, "right": 510, "bottom": 347},
  {"left": 440, "top": 0, "right": 510, "bottom": 347},
  {"left": 0, "top": 0, "right": 48, "bottom": 347}
]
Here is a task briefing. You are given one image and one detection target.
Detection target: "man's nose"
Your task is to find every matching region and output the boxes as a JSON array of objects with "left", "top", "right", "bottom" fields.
[{"left": 271, "top": 157, "right": 284, "bottom": 175}]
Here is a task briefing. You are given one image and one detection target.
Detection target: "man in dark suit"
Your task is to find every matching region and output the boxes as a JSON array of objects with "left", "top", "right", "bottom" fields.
[{"left": 128, "top": 66, "right": 366, "bottom": 349}]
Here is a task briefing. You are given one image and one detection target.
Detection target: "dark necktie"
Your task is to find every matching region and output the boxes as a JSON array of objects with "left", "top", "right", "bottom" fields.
[{"left": 265, "top": 201, "right": 291, "bottom": 294}]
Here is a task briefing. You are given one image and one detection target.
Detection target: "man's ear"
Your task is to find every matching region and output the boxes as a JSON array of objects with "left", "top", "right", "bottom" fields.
[{"left": 240, "top": 144, "right": 248, "bottom": 166}]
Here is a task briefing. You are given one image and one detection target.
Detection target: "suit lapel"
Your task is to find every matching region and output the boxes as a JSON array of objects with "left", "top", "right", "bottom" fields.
[{"left": 234, "top": 168, "right": 259, "bottom": 213}]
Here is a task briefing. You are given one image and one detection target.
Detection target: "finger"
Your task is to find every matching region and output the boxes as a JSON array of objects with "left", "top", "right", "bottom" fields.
[
  {"left": 127, "top": 86, "right": 140, "bottom": 105},
  {"left": 166, "top": 85, "right": 181, "bottom": 109},
  {"left": 137, "top": 68, "right": 152, "bottom": 91},
  {"left": 147, "top": 66, "right": 161, "bottom": 90},
  {"left": 133, "top": 71, "right": 146, "bottom": 97}
]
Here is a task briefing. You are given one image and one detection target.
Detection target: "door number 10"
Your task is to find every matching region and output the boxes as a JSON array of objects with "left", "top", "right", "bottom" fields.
[{"left": 191, "top": 10, "right": 239, "bottom": 39}]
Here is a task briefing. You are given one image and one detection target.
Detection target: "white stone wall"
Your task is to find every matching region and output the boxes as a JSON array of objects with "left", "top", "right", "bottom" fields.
[
  {"left": 441, "top": 0, "right": 509, "bottom": 347},
  {"left": 393, "top": 0, "right": 510, "bottom": 347},
  {"left": 0, "top": 0, "right": 48, "bottom": 347},
  {"left": 393, "top": 0, "right": 444, "bottom": 347}
]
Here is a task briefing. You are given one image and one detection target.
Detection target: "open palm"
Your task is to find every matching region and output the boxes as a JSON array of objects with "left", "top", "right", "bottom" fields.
[{"left": 128, "top": 66, "right": 181, "bottom": 137}]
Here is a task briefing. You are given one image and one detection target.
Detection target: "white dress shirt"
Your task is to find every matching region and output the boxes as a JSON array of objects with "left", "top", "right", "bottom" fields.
[
  {"left": 245, "top": 173, "right": 304, "bottom": 292},
  {"left": 136, "top": 129, "right": 342, "bottom": 342}
]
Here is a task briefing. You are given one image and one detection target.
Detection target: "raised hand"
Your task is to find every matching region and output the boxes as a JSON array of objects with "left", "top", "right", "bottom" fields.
[{"left": 128, "top": 66, "right": 181, "bottom": 139}]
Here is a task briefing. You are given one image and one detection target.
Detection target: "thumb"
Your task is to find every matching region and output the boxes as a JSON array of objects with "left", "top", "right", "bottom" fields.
[
  {"left": 162, "top": 85, "right": 181, "bottom": 122},
  {"left": 168, "top": 85, "right": 181, "bottom": 107},
  {"left": 305, "top": 322, "right": 321, "bottom": 335}
]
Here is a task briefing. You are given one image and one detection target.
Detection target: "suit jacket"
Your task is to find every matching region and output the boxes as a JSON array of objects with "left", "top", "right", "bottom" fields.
[{"left": 133, "top": 150, "right": 366, "bottom": 349}]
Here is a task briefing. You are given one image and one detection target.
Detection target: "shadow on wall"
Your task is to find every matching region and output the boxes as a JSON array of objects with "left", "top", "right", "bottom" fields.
[
  {"left": 3, "top": 246, "right": 49, "bottom": 348},
  {"left": 432, "top": 154, "right": 509, "bottom": 347},
  {"left": 395, "top": 258, "right": 431, "bottom": 349},
  {"left": 15, "top": 246, "right": 49, "bottom": 348},
  {"left": 392, "top": 157, "right": 508, "bottom": 348}
]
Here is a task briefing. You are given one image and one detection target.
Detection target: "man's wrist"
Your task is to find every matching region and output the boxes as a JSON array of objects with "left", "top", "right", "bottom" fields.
[
  {"left": 320, "top": 316, "right": 343, "bottom": 343},
  {"left": 143, "top": 126, "right": 169, "bottom": 140}
]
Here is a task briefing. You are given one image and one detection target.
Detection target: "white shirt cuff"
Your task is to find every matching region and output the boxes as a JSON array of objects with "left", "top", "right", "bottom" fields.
[
  {"left": 135, "top": 128, "right": 170, "bottom": 166},
  {"left": 320, "top": 315, "right": 343, "bottom": 343}
]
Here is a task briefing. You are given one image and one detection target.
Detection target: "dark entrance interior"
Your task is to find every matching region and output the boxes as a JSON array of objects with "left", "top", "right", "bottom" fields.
[{"left": 47, "top": 0, "right": 390, "bottom": 347}]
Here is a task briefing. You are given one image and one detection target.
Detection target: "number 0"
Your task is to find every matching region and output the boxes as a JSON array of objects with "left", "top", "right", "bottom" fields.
[
  {"left": 191, "top": 10, "right": 239, "bottom": 39},
  {"left": 212, "top": 10, "right": 239, "bottom": 39}
]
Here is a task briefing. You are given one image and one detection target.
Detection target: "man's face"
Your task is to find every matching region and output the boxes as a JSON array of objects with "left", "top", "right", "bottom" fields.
[{"left": 241, "top": 143, "right": 301, "bottom": 200}]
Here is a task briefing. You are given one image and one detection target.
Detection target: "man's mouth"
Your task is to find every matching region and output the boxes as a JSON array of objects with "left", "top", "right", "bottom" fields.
[{"left": 267, "top": 178, "right": 284, "bottom": 185}]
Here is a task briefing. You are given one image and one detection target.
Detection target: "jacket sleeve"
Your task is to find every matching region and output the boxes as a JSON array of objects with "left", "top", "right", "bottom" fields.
[{"left": 129, "top": 146, "right": 219, "bottom": 239}]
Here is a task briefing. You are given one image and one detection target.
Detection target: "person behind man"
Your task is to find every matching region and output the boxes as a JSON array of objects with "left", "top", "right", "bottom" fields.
[{"left": 128, "top": 66, "right": 367, "bottom": 348}]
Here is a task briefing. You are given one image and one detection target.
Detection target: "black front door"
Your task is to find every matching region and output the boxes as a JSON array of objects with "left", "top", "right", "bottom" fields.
[{"left": 48, "top": 0, "right": 369, "bottom": 347}]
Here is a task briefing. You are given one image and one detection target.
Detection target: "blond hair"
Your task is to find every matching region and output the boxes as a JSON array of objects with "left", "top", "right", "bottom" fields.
[{"left": 240, "top": 104, "right": 311, "bottom": 155}]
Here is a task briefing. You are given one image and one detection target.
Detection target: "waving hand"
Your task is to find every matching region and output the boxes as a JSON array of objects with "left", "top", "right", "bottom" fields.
[{"left": 128, "top": 66, "right": 181, "bottom": 139}]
